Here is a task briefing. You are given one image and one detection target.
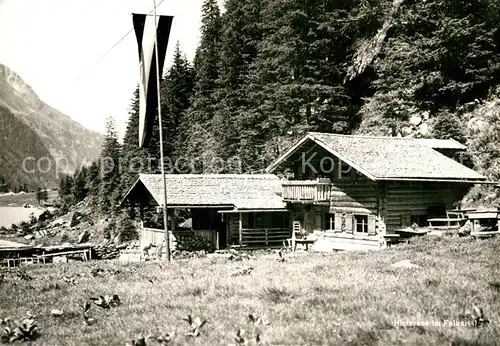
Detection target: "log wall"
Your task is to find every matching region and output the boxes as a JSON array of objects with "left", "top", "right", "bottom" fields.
[
  {"left": 383, "top": 181, "right": 471, "bottom": 231},
  {"left": 329, "top": 180, "right": 379, "bottom": 214}
]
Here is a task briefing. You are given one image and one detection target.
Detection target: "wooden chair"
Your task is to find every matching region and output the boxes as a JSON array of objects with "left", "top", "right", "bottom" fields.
[{"left": 283, "top": 221, "right": 301, "bottom": 250}]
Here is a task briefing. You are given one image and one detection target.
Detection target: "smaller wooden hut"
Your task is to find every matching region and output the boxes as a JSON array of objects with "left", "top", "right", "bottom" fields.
[{"left": 121, "top": 174, "right": 290, "bottom": 250}]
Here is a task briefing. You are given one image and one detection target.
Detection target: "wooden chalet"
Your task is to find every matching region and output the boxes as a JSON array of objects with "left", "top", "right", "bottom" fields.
[
  {"left": 120, "top": 174, "right": 290, "bottom": 250},
  {"left": 265, "top": 132, "right": 491, "bottom": 250}
]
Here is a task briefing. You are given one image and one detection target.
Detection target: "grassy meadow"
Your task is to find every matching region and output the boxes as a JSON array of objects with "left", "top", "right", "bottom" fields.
[{"left": 1, "top": 236, "right": 499, "bottom": 345}]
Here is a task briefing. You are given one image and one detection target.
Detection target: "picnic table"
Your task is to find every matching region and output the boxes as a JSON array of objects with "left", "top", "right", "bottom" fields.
[{"left": 293, "top": 238, "right": 316, "bottom": 252}]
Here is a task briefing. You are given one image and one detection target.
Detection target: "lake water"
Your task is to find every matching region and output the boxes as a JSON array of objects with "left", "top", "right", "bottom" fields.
[{"left": 0, "top": 207, "right": 44, "bottom": 228}]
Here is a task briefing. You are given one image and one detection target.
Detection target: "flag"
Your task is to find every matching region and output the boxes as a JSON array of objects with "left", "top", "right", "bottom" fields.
[{"left": 132, "top": 14, "right": 173, "bottom": 147}]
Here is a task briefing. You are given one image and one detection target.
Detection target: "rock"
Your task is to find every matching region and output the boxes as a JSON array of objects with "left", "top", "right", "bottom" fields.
[
  {"left": 391, "top": 259, "right": 420, "bottom": 269},
  {"left": 311, "top": 237, "right": 334, "bottom": 252},
  {"left": 401, "top": 126, "right": 413, "bottom": 136},
  {"left": 458, "top": 220, "right": 472, "bottom": 236},
  {"left": 78, "top": 230, "right": 90, "bottom": 243},
  {"left": 419, "top": 122, "right": 430, "bottom": 136},
  {"left": 409, "top": 115, "right": 422, "bottom": 126},
  {"left": 24, "top": 234, "right": 35, "bottom": 240},
  {"left": 53, "top": 255, "right": 68, "bottom": 264},
  {"left": 50, "top": 309, "right": 64, "bottom": 317}
]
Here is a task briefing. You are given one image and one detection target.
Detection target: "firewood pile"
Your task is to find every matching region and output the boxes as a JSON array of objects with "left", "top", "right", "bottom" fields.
[
  {"left": 176, "top": 233, "right": 213, "bottom": 252},
  {"left": 92, "top": 244, "right": 120, "bottom": 260},
  {"left": 172, "top": 250, "right": 207, "bottom": 259}
]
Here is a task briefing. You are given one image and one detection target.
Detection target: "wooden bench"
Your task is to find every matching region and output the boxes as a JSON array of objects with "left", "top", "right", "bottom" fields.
[
  {"left": 428, "top": 217, "right": 466, "bottom": 229},
  {"left": 394, "top": 228, "right": 429, "bottom": 238},
  {"left": 383, "top": 234, "right": 400, "bottom": 247},
  {"left": 471, "top": 231, "right": 499, "bottom": 239}
]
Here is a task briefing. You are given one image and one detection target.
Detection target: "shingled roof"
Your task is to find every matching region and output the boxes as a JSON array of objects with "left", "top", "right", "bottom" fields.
[
  {"left": 121, "top": 174, "right": 286, "bottom": 210},
  {"left": 266, "top": 132, "right": 488, "bottom": 182}
]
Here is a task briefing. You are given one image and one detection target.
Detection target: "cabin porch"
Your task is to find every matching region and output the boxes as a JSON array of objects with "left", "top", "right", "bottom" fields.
[{"left": 221, "top": 210, "right": 291, "bottom": 249}]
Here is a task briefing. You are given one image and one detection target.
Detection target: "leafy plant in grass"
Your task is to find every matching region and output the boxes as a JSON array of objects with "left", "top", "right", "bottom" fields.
[
  {"left": 262, "top": 286, "right": 293, "bottom": 304},
  {"left": 1, "top": 316, "right": 39, "bottom": 343}
]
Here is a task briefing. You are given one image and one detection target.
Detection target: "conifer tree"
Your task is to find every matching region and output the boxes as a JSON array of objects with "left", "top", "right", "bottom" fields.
[
  {"left": 161, "top": 42, "right": 195, "bottom": 162},
  {"left": 181, "top": 0, "right": 222, "bottom": 166},
  {"left": 212, "top": 0, "right": 263, "bottom": 166},
  {"left": 99, "top": 116, "right": 122, "bottom": 213},
  {"left": 72, "top": 166, "right": 88, "bottom": 202},
  {"left": 87, "top": 160, "right": 101, "bottom": 212}
]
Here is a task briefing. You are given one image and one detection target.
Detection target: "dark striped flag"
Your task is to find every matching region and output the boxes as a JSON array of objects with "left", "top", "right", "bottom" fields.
[{"left": 132, "top": 14, "right": 173, "bottom": 148}]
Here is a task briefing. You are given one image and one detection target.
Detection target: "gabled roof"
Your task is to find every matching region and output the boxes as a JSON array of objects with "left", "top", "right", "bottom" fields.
[
  {"left": 265, "top": 132, "right": 488, "bottom": 182},
  {"left": 121, "top": 174, "right": 286, "bottom": 210},
  {"left": 0, "top": 239, "right": 32, "bottom": 249},
  {"left": 415, "top": 138, "right": 467, "bottom": 150}
]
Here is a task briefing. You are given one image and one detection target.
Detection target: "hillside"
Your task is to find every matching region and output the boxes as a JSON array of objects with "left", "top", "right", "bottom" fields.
[{"left": 0, "top": 64, "right": 103, "bottom": 189}]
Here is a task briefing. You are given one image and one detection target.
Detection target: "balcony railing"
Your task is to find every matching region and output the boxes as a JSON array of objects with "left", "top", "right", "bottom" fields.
[{"left": 282, "top": 179, "right": 331, "bottom": 203}]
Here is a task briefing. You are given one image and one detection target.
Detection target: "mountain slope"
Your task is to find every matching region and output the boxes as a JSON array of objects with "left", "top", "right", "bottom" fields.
[{"left": 0, "top": 64, "right": 103, "bottom": 189}]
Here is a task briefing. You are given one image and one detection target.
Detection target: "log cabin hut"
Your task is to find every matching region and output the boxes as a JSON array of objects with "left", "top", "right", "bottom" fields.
[
  {"left": 120, "top": 174, "right": 290, "bottom": 250},
  {"left": 265, "top": 132, "right": 492, "bottom": 250}
]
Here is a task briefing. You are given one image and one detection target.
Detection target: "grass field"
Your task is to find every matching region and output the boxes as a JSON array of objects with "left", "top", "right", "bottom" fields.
[{"left": 1, "top": 236, "right": 499, "bottom": 346}]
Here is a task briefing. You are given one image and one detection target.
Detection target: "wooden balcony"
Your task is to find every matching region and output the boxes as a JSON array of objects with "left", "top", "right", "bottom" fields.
[{"left": 282, "top": 180, "right": 331, "bottom": 203}]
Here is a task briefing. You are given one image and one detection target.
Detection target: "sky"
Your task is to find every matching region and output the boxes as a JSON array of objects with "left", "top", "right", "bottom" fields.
[{"left": 0, "top": 0, "right": 220, "bottom": 138}]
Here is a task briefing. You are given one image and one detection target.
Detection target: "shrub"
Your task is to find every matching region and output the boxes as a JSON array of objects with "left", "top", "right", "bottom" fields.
[
  {"left": 70, "top": 211, "right": 81, "bottom": 227},
  {"left": 103, "top": 221, "right": 116, "bottom": 240},
  {"left": 0, "top": 226, "right": 8, "bottom": 234},
  {"left": 118, "top": 217, "right": 139, "bottom": 243},
  {"left": 29, "top": 213, "right": 37, "bottom": 225},
  {"left": 20, "top": 221, "right": 31, "bottom": 233},
  {"left": 38, "top": 210, "right": 53, "bottom": 222},
  {"left": 10, "top": 223, "right": 18, "bottom": 232},
  {"left": 61, "top": 233, "right": 69, "bottom": 243}
]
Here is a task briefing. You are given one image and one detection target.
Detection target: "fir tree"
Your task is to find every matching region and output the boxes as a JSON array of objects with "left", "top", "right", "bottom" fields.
[
  {"left": 72, "top": 166, "right": 88, "bottom": 202},
  {"left": 87, "top": 160, "right": 101, "bottom": 212},
  {"left": 181, "top": 0, "right": 222, "bottom": 165},
  {"left": 35, "top": 187, "right": 48, "bottom": 205},
  {"left": 241, "top": 0, "right": 352, "bottom": 168},
  {"left": 99, "top": 116, "right": 122, "bottom": 213},
  {"left": 212, "top": 0, "right": 263, "bottom": 166},
  {"left": 121, "top": 87, "right": 154, "bottom": 188}
]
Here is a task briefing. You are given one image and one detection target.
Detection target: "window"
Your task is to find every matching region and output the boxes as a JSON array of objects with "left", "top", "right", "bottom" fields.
[
  {"left": 411, "top": 214, "right": 428, "bottom": 227},
  {"left": 354, "top": 215, "right": 368, "bottom": 233},
  {"left": 324, "top": 213, "right": 335, "bottom": 230}
]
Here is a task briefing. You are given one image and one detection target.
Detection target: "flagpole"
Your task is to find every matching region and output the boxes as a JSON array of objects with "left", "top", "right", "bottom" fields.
[{"left": 152, "top": 0, "right": 171, "bottom": 262}]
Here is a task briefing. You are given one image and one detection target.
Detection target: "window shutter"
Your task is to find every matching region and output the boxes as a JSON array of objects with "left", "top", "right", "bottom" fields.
[
  {"left": 345, "top": 214, "right": 353, "bottom": 233},
  {"left": 315, "top": 212, "right": 322, "bottom": 231},
  {"left": 334, "top": 213, "right": 342, "bottom": 231},
  {"left": 368, "top": 215, "right": 376, "bottom": 235}
]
